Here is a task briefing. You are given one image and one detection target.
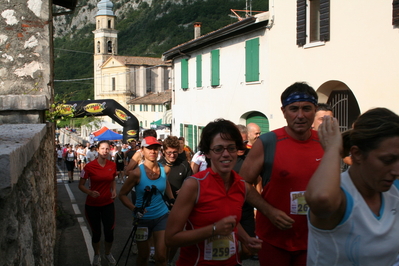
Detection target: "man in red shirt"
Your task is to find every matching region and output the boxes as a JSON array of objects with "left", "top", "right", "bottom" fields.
[{"left": 240, "top": 82, "right": 324, "bottom": 266}]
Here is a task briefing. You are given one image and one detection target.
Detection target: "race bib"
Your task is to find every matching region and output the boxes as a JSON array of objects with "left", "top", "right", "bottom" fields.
[
  {"left": 204, "top": 232, "right": 236, "bottom": 261},
  {"left": 118, "top": 159, "right": 123, "bottom": 163},
  {"left": 67, "top": 157, "right": 74, "bottom": 161},
  {"left": 290, "top": 191, "right": 308, "bottom": 215},
  {"left": 135, "top": 227, "right": 149, "bottom": 241}
]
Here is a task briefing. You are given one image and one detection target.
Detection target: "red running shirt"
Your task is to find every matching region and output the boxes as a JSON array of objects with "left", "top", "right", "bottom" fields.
[
  {"left": 256, "top": 127, "right": 323, "bottom": 251},
  {"left": 177, "top": 168, "right": 245, "bottom": 266},
  {"left": 82, "top": 159, "right": 116, "bottom": 206}
]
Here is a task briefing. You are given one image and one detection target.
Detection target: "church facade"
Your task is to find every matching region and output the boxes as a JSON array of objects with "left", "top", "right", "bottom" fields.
[{"left": 93, "top": 0, "right": 172, "bottom": 129}]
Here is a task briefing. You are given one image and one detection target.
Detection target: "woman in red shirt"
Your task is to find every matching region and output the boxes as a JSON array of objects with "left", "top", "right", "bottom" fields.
[
  {"left": 165, "top": 119, "right": 263, "bottom": 266},
  {"left": 79, "top": 140, "right": 117, "bottom": 266}
]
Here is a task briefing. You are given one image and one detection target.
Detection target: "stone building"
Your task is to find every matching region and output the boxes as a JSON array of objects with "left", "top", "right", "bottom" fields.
[
  {"left": 0, "top": 0, "right": 76, "bottom": 263},
  {"left": 93, "top": 0, "right": 172, "bottom": 127}
]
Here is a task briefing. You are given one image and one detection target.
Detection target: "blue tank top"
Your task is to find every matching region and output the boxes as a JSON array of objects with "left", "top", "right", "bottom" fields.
[{"left": 135, "top": 163, "right": 168, "bottom": 219}]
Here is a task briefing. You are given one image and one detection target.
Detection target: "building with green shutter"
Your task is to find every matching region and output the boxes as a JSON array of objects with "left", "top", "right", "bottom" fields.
[{"left": 163, "top": 1, "right": 399, "bottom": 150}]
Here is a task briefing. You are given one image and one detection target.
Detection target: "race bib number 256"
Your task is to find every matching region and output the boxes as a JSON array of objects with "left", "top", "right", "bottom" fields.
[{"left": 290, "top": 191, "right": 308, "bottom": 215}]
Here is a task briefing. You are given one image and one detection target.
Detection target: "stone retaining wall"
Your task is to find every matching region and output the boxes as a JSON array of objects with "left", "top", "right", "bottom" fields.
[{"left": 0, "top": 124, "right": 56, "bottom": 265}]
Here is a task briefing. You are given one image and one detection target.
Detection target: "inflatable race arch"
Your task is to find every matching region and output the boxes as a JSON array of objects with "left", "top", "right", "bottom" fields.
[{"left": 58, "top": 99, "right": 139, "bottom": 143}]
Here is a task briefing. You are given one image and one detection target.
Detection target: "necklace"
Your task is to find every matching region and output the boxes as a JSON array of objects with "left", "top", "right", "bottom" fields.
[{"left": 145, "top": 166, "right": 159, "bottom": 179}]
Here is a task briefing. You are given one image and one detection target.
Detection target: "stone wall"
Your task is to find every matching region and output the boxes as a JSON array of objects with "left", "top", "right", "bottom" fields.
[
  {"left": 0, "top": 124, "right": 56, "bottom": 265},
  {"left": 0, "top": 0, "right": 57, "bottom": 264},
  {"left": 0, "top": 0, "right": 52, "bottom": 99}
]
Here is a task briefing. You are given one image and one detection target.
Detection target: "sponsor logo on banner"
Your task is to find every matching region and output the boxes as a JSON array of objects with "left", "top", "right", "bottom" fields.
[
  {"left": 58, "top": 104, "right": 76, "bottom": 115},
  {"left": 84, "top": 102, "right": 106, "bottom": 114},
  {"left": 127, "top": 130, "right": 137, "bottom": 136},
  {"left": 127, "top": 138, "right": 137, "bottom": 143},
  {"left": 115, "top": 109, "right": 130, "bottom": 122}
]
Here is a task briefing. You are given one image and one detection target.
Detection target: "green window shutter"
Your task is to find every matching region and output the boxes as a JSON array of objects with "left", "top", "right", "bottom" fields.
[
  {"left": 181, "top": 59, "right": 189, "bottom": 90},
  {"left": 196, "top": 55, "right": 202, "bottom": 87},
  {"left": 140, "top": 104, "right": 142, "bottom": 111},
  {"left": 187, "top": 125, "right": 194, "bottom": 149},
  {"left": 211, "top": 49, "right": 220, "bottom": 86},
  {"left": 245, "top": 38, "right": 260, "bottom": 82},
  {"left": 180, "top": 123, "right": 184, "bottom": 137},
  {"left": 194, "top": 125, "right": 198, "bottom": 151}
]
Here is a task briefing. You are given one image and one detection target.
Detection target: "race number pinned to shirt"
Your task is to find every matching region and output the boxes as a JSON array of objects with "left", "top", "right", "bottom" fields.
[
  {"left": 135, "top": 227, "right": 149, "bottom": 241},
  {"left": 290, "top": 191, "right": 308, "bottom": 215},
  {"left": 204, "top": 232, "right": 236, "bottom": 261}
]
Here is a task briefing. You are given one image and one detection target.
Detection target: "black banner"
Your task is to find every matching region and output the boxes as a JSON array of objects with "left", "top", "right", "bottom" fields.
[{"left": 58, "top": 99, "right": 139, "bottom": 143}]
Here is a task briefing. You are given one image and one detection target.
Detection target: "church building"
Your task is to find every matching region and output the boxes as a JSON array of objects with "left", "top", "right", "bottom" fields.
[{"left": 93, "top": 0, "right": 172, "bottom": 128}]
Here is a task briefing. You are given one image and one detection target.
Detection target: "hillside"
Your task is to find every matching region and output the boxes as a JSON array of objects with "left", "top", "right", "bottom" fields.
[{"left": 53, "top": 0, "right": 268, "bottom": 101}]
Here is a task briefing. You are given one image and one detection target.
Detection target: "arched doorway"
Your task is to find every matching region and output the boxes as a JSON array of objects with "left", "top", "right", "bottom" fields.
[
  {"left": 317, "top": 81, "right": 360, "bottom": 132},
  {"left": 245, "top": 111, "right": 269, "bottom": 134}
]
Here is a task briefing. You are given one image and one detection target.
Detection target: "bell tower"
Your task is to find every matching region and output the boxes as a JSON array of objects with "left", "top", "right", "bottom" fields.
[{"left": 93, "top": 0, "right": 118, "bottom": 99}]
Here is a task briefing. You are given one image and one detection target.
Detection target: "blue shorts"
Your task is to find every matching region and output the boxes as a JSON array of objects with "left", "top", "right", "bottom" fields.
[{"left": 135, "top": 213, "right": 168, "bottom": 242}]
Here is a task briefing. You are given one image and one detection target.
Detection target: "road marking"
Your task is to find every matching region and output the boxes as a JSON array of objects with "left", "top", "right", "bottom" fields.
[{"left": 57, "top": 165, "right": 94, "bottom": 264}]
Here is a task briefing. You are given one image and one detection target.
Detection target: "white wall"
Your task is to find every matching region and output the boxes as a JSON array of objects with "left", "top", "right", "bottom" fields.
[
  {"left": 172, "top": 0, "right": 399, "bottom": 137},
  {"left": 172, "top": 27, "right": 269, "bottom": 136},
  {"left": 266, "top": 0, "right": 399, "bottom": 129}
]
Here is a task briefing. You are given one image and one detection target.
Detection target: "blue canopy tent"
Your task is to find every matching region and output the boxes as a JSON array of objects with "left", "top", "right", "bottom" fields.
[{"left": 94, "top": 129, "right": 123, "bottom": 141}]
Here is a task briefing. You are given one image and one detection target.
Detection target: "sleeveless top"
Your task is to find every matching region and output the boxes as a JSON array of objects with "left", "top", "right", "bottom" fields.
[
  {"left": 66, "top": 151, "right": 75, "bottom": 162},
  {"left": 177, "top": 169, "right": 246, "bottom": 266},
  {"left": 307, "top": 171, "right": 399, "bottom": 265},
  {"left": 135, "top": 163, "right": 169, "bottom": 219},
  {"left": 256, "top": 127, "right": 323, "bottom": 251}
]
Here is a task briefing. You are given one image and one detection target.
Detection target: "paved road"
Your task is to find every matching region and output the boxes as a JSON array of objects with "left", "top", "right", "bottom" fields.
[{"left": 54, "top": 163, "right": 260, "bottom": 266}]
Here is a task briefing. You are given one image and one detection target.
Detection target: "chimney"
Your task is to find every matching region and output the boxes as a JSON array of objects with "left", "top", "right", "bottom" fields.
[{"left": 194, "top": 22, "right": 202, "bottom": 39}]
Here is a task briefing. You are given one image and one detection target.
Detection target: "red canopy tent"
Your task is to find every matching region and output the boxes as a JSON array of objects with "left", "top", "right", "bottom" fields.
[{"left": 92, "top": 126, "right": 108, "bottom": 136}]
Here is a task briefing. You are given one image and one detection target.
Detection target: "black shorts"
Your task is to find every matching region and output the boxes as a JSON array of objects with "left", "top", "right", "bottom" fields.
[
  {"left": 135, "top": 213, "right": 168, "bottom": 241},
  {"left": 65, "top": 160, "right": 75, "bottom": 171},
  {"left": 116, "top": 163, "right": 124, "bottom": 171}
]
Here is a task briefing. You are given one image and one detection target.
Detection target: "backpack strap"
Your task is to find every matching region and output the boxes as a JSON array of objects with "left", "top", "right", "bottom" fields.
[{"left": 259, "top": 131, "right": 277, "bottom": 187}]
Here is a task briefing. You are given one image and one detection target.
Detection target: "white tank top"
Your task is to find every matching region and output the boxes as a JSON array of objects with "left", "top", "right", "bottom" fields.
[{"left": 307, "top": 171, "right": 399, "bottom": 266}]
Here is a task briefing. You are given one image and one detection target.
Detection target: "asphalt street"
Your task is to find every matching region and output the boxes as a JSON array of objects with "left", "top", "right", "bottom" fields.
[{"left": 54, "top": 162, "right": 260, "bottom": 266}]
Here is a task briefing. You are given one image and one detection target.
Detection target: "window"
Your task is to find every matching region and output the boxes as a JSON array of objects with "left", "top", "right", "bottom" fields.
[
  {"left": 151, "top": 105, "right": 156, "bottom": 112},
  {"left": 309, "top": 0, "right": 320, "bottom": 42},
  {"left": 140, "top": 104, "right": 142, "bottom": 111},
  {"left": 132, "top": 105, "right": 135, "bottom": 111},
  {"left": 107, "top": 41, "right": 112, "bottom": 53},
  {"left": 97, "top": 41, "right": 100, "bottom": 53},
  {"left": 146, "top": 68, "right": 154, "bottom": 93},
  {"left": 393, "top": 0, "right": 399, "bottom": 26},
  {"left": 245, "top": 38, "right": 260, "bottom": 82},
  {"left": 196, "top": 55, "right": 202, "bottom": 87},
  {"left": 108, "top": 20, "right": 111, "bottom": 28},
  {"left": 181, "top": 59, "right": 189, "bottom": 90},
  {"left": 158, "top": 105, "right": 163, "bottom": 112},
  {"left": 297, "top": 0, "right": 330, "bottom": 46},
  {"left": 211, "top": 49, "right": 220, "bottom": 86},
  {"left": 140, "top": 121, "right": 143, "bottom": 127},
  {"left": 112, "top": 77, "right": 115, "bottom": 91},
  {"left": 144, "top": 105, "right": 148, "bottom": 112},
  {"left": 164, "top": 68, "right": 170, "bottom": 90}
]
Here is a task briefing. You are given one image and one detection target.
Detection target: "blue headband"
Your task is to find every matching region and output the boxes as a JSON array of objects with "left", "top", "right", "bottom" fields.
[{"left": 282, "top": 92, "right": 317, "bottom": 107}]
